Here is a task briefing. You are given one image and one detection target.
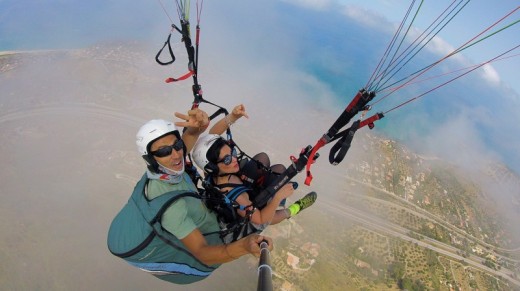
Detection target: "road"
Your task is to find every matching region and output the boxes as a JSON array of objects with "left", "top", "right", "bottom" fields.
[
  {"left": 319, "top": 199, "right": 520, "bottom": 287},
  {"left": 325, "top": 168, "right": 520, "bottom": 259},
  {"left": 346, "top": 192, "right": 520, "bottom": 265}
]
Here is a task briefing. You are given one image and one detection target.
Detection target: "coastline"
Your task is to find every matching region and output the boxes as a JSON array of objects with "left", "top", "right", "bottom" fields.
[
  {"left": 0, "top": 49, "right": 70, "bottom": 56},
  {"left": 0, "top": 51, "right": 17, "bottom": 56}
]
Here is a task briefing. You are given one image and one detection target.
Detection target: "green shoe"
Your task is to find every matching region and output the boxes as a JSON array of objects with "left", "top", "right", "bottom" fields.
[{"left": 288, "top": 191, "right": 317, "bottom": 216}]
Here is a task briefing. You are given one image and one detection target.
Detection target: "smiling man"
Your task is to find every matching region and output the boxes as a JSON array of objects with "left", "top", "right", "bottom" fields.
[{"left": 107, "top": 108, "right": 272, "bottom": 285}]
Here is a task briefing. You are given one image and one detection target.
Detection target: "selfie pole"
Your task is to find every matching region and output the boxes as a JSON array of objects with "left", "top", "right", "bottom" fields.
[{"left": 257, "top": 240, "right": 273, "bottom": 291}]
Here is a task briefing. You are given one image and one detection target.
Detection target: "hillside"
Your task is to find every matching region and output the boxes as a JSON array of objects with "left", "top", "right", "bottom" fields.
[
  {"left": 1, "top": 45, "right": 519, "bottom": 290},
  {"left": 259, "top": 131, "right": 520, "bottom": 290}
]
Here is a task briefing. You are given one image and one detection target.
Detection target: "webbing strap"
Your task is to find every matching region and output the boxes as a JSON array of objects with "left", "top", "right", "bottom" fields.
[
  {"left": 304, "top": 89, "right": 381, "bottom": 185},
  {"left": 155, "top": 33, "right": 176, "bottom": 65},
  {"left": 225, "top": 186, "right": 251, "bottom": 211},
  {"left": 165, "top": 71, "right": 194, "bottom": 83},
  {"left": 328, "top": 120, "right": 360, "bottom": 165}
]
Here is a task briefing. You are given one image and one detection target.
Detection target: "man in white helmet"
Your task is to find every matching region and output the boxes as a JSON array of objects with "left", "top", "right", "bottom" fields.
[{"left": 107, "top": 108, "right": 273, "bottom": 285}]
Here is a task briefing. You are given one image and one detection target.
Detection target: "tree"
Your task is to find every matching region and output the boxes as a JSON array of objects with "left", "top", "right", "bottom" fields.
[
  {"left": 388, "top": 261, "right": 405, "bottom": 280},
  {"left": 399, "top": 278, "right": 427, "bottom": 291}
]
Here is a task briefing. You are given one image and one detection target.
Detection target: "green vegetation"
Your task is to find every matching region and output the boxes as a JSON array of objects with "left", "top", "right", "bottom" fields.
[{"left": 257, "top": 133, "right": 520, "bottom": 290}]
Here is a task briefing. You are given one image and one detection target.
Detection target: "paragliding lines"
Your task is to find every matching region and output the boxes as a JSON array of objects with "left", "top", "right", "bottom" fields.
[
  {"left": 384, "top": 44, "right": 520, "bottom": 115},
  {"left": 380, "top": 52, "right": 520, "bottom": 93},
  {"left": 300, "top": 1, "right": 518, "bottom": 185},
  {"left": 370, "top": 0, "right": 471, "bottom": 93},
  {"left": 155, "top": 0, "right": 231, "bottom": 141},
  {"left": 370, "top": 4, "right": 519, "bottom": 109}
]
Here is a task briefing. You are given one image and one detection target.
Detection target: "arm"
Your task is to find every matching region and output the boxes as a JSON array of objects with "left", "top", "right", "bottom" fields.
[
  {"left": 174, "top": 108, "right": 210, "bottom": 152},
  {"left": 235, "top": 183, "right": 294, "bottom": 225},
  {"left": 209, "top": 104, "right": 249, "bottom": 135},
  {"left": 181, "top": 229, "right": 272, "bottom": 265}
]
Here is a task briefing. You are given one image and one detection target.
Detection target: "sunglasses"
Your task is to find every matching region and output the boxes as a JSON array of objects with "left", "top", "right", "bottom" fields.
[
  {"left": 217, "top": 147, "right": 238, "bottom": 165},
  {"left": 150, "top": 139, "right": 184, "bottom": 157}
]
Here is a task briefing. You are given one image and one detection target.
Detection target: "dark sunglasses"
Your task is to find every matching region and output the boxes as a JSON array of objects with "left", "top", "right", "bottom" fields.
[
  {"left": 150, "top": 139, "right": 184, "bottom": 157},
  {"left": 217, "top": 147, "right": 238, "bottom": 165}
]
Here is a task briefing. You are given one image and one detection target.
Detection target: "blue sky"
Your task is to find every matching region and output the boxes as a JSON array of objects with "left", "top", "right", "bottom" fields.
[
  {"left": 1, "top": 0, "right": 519, "bottom": 173},
  {"left": 274, "top": 0, "right": 520, "bottom": 174},
  {"left": 335, "top": 0, "right": 520, "bottom": 91}
]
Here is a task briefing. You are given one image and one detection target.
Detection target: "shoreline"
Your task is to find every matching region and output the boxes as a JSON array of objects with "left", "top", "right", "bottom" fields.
[
  {"left": 0, "top": 49, "right": 72, "bottom": 56},
  {"left": 0, "top": 51, "right": 18, "bottom": 56}
]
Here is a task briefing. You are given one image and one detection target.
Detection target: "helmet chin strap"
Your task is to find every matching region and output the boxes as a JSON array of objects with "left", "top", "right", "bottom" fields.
[
  {"left": 158, "top": 160, "right": 185, "bottom": 176},
  {"left": 147, "top": 160, "right": 186, "bottom": 184}
]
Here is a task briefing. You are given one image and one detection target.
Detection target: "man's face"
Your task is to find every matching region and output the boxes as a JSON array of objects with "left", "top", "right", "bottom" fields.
[{"left": 150, "top": 134, "right": 184, "bottom": 172}]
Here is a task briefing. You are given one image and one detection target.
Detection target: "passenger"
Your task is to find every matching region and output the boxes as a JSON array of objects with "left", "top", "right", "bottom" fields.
[{"left": 191, "top": 105, "right": 317, "bottom": 240}]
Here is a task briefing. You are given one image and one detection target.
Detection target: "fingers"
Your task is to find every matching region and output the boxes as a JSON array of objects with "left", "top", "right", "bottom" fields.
[
  {"left": 256, "top": 235, "right": 273, "bottom": 251},
  {"left": 285, "top": 184, "right": 295, "bottom": 198},
  {"left": 174, "top": 112, "right": 188, "bottom": 120},
  {"left": 232, "top": 104, "right": 249, "bottom": 119},
  {"left": 233, "top": 104, "right": 244, "bottom": 112},
  {"left": 277, "top": 184, "right": 294, "bottom": 199},
  {"left": 248, "top": 235, "right": 262, "bottom": 256},
  {"left": 174, "top": 112, "right": 191, "bottom": 128},
  {"left": 173, "top": 109, "right": 209, "bottom": 128},
  {"left": 253, "top": 234, "right": 265, "bottom": 244},
  {"left": 283, "top": 183, "right": 295, "bottom": 191},
  {"left": 246, "top": 234, "right": 274, "bottom": 256},
  {"left": 263, "top": 237, "right": 274, "bottom": 251}
]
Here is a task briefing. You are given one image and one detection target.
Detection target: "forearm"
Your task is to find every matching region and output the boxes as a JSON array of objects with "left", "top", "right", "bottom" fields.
[
  {"left": 182, "top": 126, "right": 208, "bottom": 152},
  {"left": 209, "top": 115, "right": 238, "bottom": 135},
  {"left": 181, "top": 227, "right": 262, "bottom": 265},
  {"left": 174, "top": 108, "right": 210, "bottom": 152},
  {"left": 250, "top": 196, "right": 283, "bottom": 224},
  {"left": 192, "top": 239, "right": 248, "bottom": 265}
]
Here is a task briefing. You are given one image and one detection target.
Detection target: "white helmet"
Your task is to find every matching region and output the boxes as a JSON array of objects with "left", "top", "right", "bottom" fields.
[
  {"left": 136, "top": 119, "right": 179, "bottom": 155},
  {"left": 191, "top": 134, "right": 222, "bottom": 172}
]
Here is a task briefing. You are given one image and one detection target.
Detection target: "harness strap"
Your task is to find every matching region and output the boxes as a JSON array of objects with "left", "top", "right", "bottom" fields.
[
  {"left": 329, "top": 120, "right": 360, "bottom": 165},
  {"left": 225, "top": 186, "right": 251, "bottom": 211},
  {"left": 218, "top": 182, "right": 243, "bottom": 189},
  {"left": 359, "top": 112, "right": 385, "bottom": 129},
  {"left": 165, "top": 71, "right": 194, "bottom": 83},
  {"left": 155, "top": 33, "right": 176, "bottom": 65},
  {"left": 304, "top": 89, "right": 381, "bottom": 185}
]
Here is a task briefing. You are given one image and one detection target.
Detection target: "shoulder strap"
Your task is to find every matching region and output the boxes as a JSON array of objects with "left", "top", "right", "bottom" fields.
[
  {"left": 131, "top": 174, "right": 202, "bottom": 223},
  {"left": 218, "top": 182, "right": 244, "bottom": 189},
  {"left": 151, "top": 192, "right": 202, "bottom": 224},
  {"left": 224, "top": 186, "right": 250, "bottom": 201},
  {"left": 224, "top": 186, "right": 251, "bottom": 211}
]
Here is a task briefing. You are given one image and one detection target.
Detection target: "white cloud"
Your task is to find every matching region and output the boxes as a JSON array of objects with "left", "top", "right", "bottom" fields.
[
  {"left": 342, "top": 5, "right": 392, "bottom": 31},
  {"left": 412, "top": 108, "right": 500, "bottom": 174},
  {"left": 480, "top": 63, "right": 501, "bottom": 85},
  {"left": 280, "top": 0, "right": 333, "bottom": 10},
  {"left": 424, "top": 36, "right": 503, "bottom": 87},
  {"left": 426, "top": 35, "right": 452, "bottom": 56}
]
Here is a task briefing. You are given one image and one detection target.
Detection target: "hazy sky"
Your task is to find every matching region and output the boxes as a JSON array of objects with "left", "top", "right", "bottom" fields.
[
  {"left": 1, "top": 1, "right": 519, "bottom": 172},
  {"left": 1, "top": 0, "right": 517, "bottom": 90},
  {"left": 1, "top": 1, "right": 518, "bottom": 168}
]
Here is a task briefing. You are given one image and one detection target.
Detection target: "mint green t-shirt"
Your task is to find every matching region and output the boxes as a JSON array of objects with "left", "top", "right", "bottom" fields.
[{"left": 146, "top": 173, "right": 221, "bottom": 241}]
